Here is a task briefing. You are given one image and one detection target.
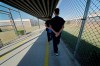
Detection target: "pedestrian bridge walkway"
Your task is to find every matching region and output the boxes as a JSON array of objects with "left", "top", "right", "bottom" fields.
[
  {"left": 0, "top": 30, "right": 80, "bottom": 66},
  {"left": 0, "top": 0, "right": 100, "bottom": 66}
]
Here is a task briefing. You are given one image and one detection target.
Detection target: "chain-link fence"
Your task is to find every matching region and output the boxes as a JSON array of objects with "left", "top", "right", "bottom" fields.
[
  {"left": 0, "top": 2, "right": 45, "bottom": 47},
  {"left": 61, "top": 0, "right": 100, "bottom": 66},
  {"left": 0, "top": 6, "right": 17, "bottom": 46}
]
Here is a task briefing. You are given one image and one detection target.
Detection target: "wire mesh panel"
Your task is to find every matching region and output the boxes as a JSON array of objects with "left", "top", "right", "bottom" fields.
[
  {"left": 61, "top": 0, "right": 86, "bottom": 53},
  {"left": 0, "top": 2, "right": 45, "bottom": 47},
  {"left": 76, "top": 0, "right": 100, "bottom": 66},
  {"left": 10, "top": 10, "right": 24, "bottom": 31},
  {"left": 63, "top": 19, "right": 81, "bottom": 53},
  {"left": 0, "top": 13, "right": 17, "bottom": 46},
  {"left": 60, "top": 0, "right": 100, "bottom": 66}
]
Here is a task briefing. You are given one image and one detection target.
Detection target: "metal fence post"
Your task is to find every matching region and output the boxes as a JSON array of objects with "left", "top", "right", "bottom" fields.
[
  {"left": 8, "top": 9, "right": 18, "bottom": 35},
  {"left": 74, "top": 0, "right": 91, "bottom": 56},
  {"left": 0, "top": 39, "right": 3, "bottom": 48},
  {"left": 38, "top": 18, "right": 40, "bottom": 29},
  {"left": 18, "top": 10, "right": 26, "bottom": 34}
]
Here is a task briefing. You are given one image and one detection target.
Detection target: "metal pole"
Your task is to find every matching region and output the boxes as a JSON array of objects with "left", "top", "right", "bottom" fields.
[
  {"left": 74, "top": 0, "right": 91, "bottom": 56},
  {"left": 18, "top": 10, "right": 26, "bottom": 34},
  {"left": 9, "top": 9, "right": 18, "bottom": 35},
  {"left": 38, "top": 18, "right": 40, "bottom": 29}
]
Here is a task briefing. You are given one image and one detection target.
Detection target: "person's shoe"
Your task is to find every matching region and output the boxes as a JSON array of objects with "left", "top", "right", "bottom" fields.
[{"left": 55, "top": 53, "right": 59, "bottom": 56}]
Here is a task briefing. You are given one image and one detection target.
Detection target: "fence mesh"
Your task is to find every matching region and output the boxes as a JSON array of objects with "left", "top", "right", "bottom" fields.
[
  {"left": 0, "top": 10, "right": 16, "bottom": 46},
  {"left": 61, "top": 0, "right": 100, "bottom": 66},
  {"left": 0, "top": 2, "right": 45, "bottom": 47},
  {"left": 77, "top": 0, "right": 100, "bottom": 66}
]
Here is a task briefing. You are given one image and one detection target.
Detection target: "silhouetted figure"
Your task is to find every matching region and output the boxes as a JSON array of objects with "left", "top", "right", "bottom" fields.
[
  {"left": 49, "top": 8, "right": 65, "bottom": 56},
  {"left": 45, "top": 16, "right": 52, "bottom": 42}
]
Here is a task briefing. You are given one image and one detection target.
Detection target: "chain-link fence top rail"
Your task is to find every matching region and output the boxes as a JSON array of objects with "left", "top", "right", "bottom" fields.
[{"left": 60, "top": 0, "right": 100, "bottom": 66}]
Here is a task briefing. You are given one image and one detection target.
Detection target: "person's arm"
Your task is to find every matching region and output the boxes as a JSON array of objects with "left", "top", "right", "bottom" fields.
[
  {"left": 58, "top": 25, "right": 64, "bottom": 34},
  {"left": 55, "top": 25, "right": 64, "bottom": 37},
  {"left": 49, "top": 25, "right": 57, "bottom": 35},
  {"left": 49, "top": 25, "right": 64, "bottom": 37},
  {"left": 57, "top": 19, "right": 65, "bottom": 36}
]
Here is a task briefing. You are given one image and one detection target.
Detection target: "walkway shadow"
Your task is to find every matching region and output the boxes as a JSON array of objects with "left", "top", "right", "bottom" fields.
[
  {"left": 61, "top": 31, "right": 100, "bottom": 66},
  {"left": 17, "top": 31, "right": 47, "bottom": 66}
]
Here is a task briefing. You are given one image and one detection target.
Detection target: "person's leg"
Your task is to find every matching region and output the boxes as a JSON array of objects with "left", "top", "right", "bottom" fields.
[
  {"left": 53, "top": 33, "right": 61, "bottom": 54},
  {"left": 50, "top": 33, "right": 52, "bottom": 40},
  {"left": 52, "top": 33, "right": 58, "bottom": 53},
  {"left": 56, "top": 33, "right": 61, "bottom": 44},
  {"left": 48, "top": 30, "right": 52, "bottom": 41},
  {"left": 48, "top": 33, "right": 50, "bottom": 41},
  {"left": 53, "top": 38, "right": 58, "bottom": 53},
  {"left": 47, "top": 31, "right": 51, "bottom": 42}
]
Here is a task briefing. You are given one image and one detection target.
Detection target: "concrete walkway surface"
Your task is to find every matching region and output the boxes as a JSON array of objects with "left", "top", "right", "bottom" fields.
[{"left": 0, "top": 30, "right": 80, "bottom": 66}]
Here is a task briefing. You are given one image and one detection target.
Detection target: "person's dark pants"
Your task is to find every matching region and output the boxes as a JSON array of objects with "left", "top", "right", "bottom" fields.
[
  {"left": 52, "top": 32, "right": 61, "bottom": 53},
  {"left": 47, "top": 32, "right": 52, "bottom": 42},
  {"left": 46, "top": 29, "right": 52, "bottom": 42}
]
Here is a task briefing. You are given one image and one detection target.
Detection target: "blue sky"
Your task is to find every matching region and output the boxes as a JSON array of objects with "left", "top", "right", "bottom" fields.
[
  {"left": 58, "top": 0, "right": 86, "bottom": 20},
  {"left": 0, "top": 0, "right": 99, "bottom": 20}
]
